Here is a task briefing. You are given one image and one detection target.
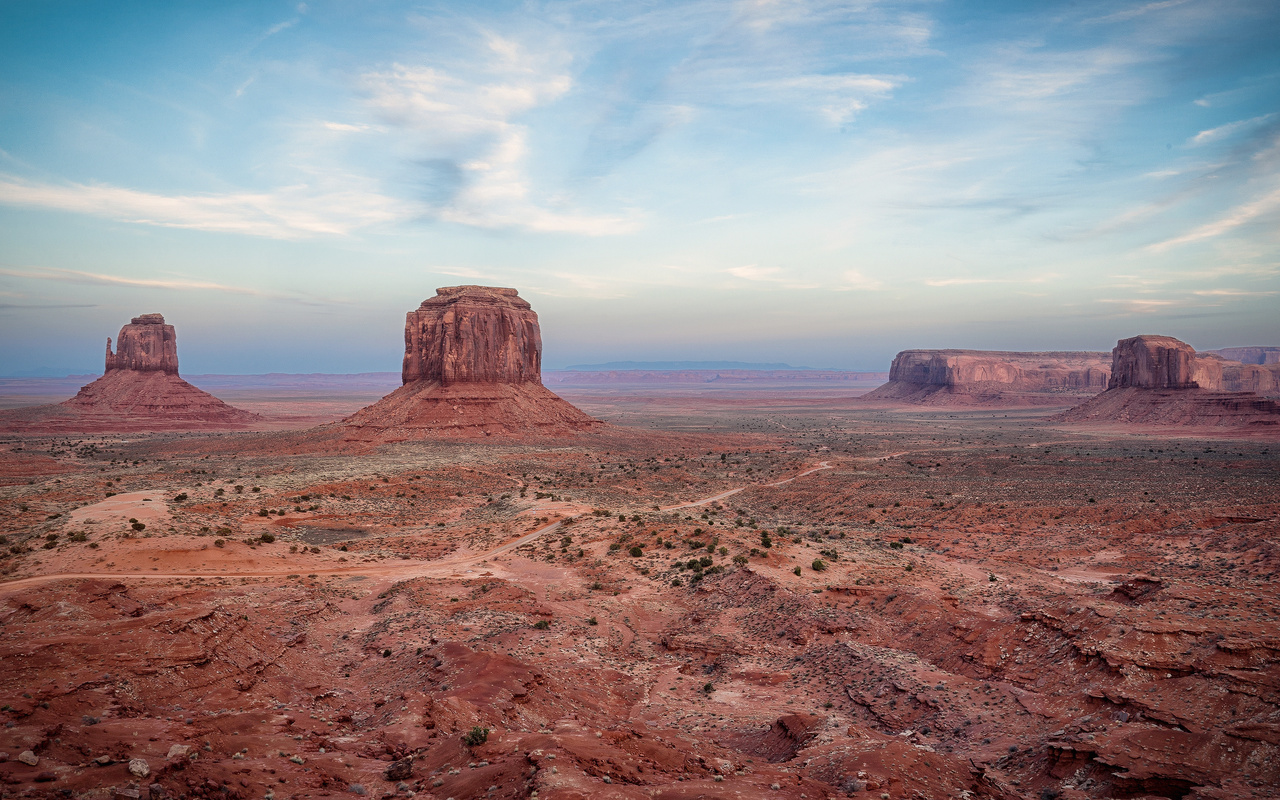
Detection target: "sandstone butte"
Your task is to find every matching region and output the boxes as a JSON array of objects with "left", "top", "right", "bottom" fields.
[
  {"left": 335, "top": 286, "right": 601, "bottom": 440},
  {"left": 1057, "top": 334, "right": 1280, "bottom": 429},
  {"left": 0, "top": 314, "right": 259, "bottom": 433},
  {"left": 860, "top": 349, "right": 1112, "bottom": 406}
]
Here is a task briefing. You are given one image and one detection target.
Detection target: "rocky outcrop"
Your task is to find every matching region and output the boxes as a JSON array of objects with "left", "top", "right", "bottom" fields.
[
  {"left": 403, "top": 286, "right": 541, "bottom": 385},
  {"left": 1108, "top": 335, "right": 1208, "bottom": 389},
  {"left": 1058, "top": 335, "right": 1280, "bottom": 430},
  {"left": 0, "top": 313, "right": 259, "bottom": 433},
  {"left": 1206, "top": 346, "right": 1280, "bottom": 365},
  {"left": 105, "top": 314, "right": 179, "bottom": 374},
  {"left": 337, "top": 287, "right": 599, "bottom": 439},
  {"left": 862, "top": 350, "right": 1110, "bottom": 406}
]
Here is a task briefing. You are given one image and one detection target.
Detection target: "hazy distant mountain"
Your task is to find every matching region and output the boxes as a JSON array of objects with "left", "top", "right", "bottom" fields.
[{"left": 559, "top": 360, "right": 811, "bottom": 371}]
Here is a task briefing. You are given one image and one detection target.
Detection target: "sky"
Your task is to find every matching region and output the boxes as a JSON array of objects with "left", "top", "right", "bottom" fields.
[{"left": 1, "top": 0, "right": 1278, "bottom": 375}]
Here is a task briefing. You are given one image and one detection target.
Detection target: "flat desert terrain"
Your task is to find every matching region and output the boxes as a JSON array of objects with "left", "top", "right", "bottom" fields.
[{"left": 0, "top": 378, "right": 1276, "bottom": 799}]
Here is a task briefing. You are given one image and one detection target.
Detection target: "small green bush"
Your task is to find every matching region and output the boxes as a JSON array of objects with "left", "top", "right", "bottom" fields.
[
  {"left": 532, "top": 619, "right": 551, "bottom": 630},
  {"left": 811, "top": 559, "right": 826, "bottom": 572},
  {"left": 462, "top": 727, "right": 489, "bottom": 747}
]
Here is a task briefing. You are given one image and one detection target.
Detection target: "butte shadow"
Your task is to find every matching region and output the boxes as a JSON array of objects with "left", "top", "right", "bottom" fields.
[
  {"left": 0, "top": 313, "right": 260, "bottom": 434},
  {"left": 329, "top": 286, "right": 602, "bottom": 442}
]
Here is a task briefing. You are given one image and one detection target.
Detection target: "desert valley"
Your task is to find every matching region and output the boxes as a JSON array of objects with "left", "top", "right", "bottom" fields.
[{"left": 0, "top": 287, "right": 1276, "bottom": 800}]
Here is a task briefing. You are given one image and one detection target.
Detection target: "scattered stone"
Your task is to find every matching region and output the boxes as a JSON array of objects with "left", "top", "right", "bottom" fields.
[
  {"left": 384, "top": 757, "right": 413, "bottom": 781},
  {"left": 165, "top": 744, "right": 190, "bottom": 760},
  {"left": 128, "top": 758, "right": 151, "bottom": 778},
  {"left": 17, "top": 750, "right": 38, "bottom": 766}
]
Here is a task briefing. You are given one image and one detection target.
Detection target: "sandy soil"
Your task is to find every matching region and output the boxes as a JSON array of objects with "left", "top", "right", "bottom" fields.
[{"left": 0, "top": 393, "right": 1276, "bottom": 800}]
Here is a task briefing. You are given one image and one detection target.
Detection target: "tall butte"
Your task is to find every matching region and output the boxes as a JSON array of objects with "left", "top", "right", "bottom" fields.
[
  {"left": 1057, "top": 334, "right": 1280, "bottom": 430},
  {"left": 337, "top": 286, "right": 600, "bottom": 439},
  {"left": 0, "top": 313, "right": 259, "bottom": 433}
]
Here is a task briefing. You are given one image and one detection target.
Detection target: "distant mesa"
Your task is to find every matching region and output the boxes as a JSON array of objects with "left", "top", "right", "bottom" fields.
[
  {"left": 1205, "top": 346, "right": 1280, "bottom": 365},
  {"left": 1057, "top": 335, "right": 1280, "bottom": 429},
  {"left": 0, "top": 313, "right": 260, "bottom": 433},
  {"left": 563, "top": 360, "right": 810, "bottom": 371},
  {"left": 335, "top": 286, "right": 601, "bottom": 440},
  {"left": 861, "top": 349, "right": 1111, "bottom": 406}
]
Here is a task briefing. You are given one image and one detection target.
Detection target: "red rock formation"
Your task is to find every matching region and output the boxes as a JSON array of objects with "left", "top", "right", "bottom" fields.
[
  {"left": 402, "top": 286, "right": 541, "bottom": 385},
  {"left": 862, "top": 350, "right": 1110, "bottom": 406},
  {"left": 1059, "top": 335, "right": 1280, "bottom": 430},
  {"left": 1206, "top": 346, "right": 1280, "bottom": 365},
  {"left": 104, "top": 313, "right": 179, "bottom": 374},
  {"left": 337, "top": 287, "right": 599, "bottom": 440},
  {"left": 0, "top": 313, "right": 259, "bottom": 433}
]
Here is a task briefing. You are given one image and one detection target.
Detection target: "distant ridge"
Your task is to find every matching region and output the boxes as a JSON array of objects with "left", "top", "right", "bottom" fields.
[{"left": 562, "top": 360, "right": 812, "bottom": 371}]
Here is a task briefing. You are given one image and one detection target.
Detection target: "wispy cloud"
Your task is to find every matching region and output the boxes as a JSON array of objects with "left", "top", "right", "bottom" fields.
[
  {"left": 361, "top": 35, "right": 638, "bottom": 235},
  {"left": 0, "top": 175, "right": 409, "bottom": 239},
  {"left": 1188, "top": 113, "right": 1276, "bottom": 146},
  {"left": 1086, "top": 0, "right": 1194, "bottom": 24},
  {"left": 1149, "top": 186, "right": 1280, "bottom": 250},
  {"left": 0, "top": 266, "right": 343, "bottom": 306}
]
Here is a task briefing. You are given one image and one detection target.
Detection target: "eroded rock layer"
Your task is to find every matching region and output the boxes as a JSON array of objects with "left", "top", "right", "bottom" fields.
[
  {"left": 862, "top": 350, "right": 1110, "bottom": 406},
  {"left": 402, "top": 286, "right": 541, "bottom": 385},
  {"left": 0, "top": 314, "right": 258, "bottom": 433},
  {"left": 338, "top": 287, "right": 599, "bottom": 440},
  {"left": 1059, "top": 335, "right": 1280, "bottom": 429},
  {"left": 105, "top": 313, "right": 179, "bottom": 375}
]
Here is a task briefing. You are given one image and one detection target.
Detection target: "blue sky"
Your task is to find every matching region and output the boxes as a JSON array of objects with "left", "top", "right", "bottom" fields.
[{"left": 1, "top": 0, "right": 1278, "bottom": 375}]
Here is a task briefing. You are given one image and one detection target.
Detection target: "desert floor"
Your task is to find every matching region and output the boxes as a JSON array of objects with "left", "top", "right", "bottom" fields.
[{"left": 0, "top": 383, "right": 1276, "bottom": 799}]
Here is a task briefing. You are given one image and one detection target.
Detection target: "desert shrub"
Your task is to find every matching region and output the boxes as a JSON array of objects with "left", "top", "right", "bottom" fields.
[
  {"left": 131, "top": 522, "right": 145, "bottom": 532},
  {"left": 811, "top": 559, "right": 826, "bottom": 571},
  {"left": 258, "top": 509, "right": 269, "bottom": 517},
  {"left": 532, "top": 619, "right": 551, "bottom": 630},
  {"left": 587, "top": 616, "right": 598, "bottom": 625},
  {"left": 628, "top": 545, "right": 643, "bottom": 557},
  {"left": 462, "top": 727, "right": 489, "bottom": 747},
  {"left": 214, "top": 539, "right": 226, "bottom": 548},
  {"left": 70, "top": 532, "right": 88, "bottom": 542},
  {"left": 793, "top": 566, "right": 801, "bottom": 576},
  {"left": 733, "top": 555, "right": 748, "bottom": 565},
  {"left": 260, "top": 532, "right": 275, "bottom": 544},
  {"left": 173, "top": 493, "right": 188, "bottom": 502}
]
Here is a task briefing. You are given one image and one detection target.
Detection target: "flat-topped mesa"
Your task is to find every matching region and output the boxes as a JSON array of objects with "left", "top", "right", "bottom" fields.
[
  {"left": 105, "top": 313, "right": 179, "bottom": 375},
  {"left": 1105, "top": 332, "right": 1223, "bottom": 389},
  {"left": 402, "top": 286, "right": 541, "bottom": 386},
  {"left": 863, "top": 349, "right": 1110, "bottom": 406}
]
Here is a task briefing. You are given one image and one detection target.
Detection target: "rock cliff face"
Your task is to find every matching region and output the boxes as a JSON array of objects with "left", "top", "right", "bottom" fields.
[
  {"left": 0, "top": 313, "right": 259, "bottom": 433},
  {"left": 402, "top": 286, "right": 542, "bottom": 385},
  {"left": 1059, "top": 335, "right": 1280, "bottom": 429},
  {"left": 1206, "top": 346, "right": 1280, "bottom": 365},
  {"left": 862, "top": 350, "right": 1110, "bottom": 406},
  {"left": 1108, "top": 335, "right": 1206, "bottom": 390},
  {"left": 339, "top": 287, "right": 599, "bottom": 439},
  {"left": 105, "top": 313, "right": 179, "bottom": 374}
]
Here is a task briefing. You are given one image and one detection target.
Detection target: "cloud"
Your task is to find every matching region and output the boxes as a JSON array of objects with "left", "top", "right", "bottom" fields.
[
  {"left": 0, "top": 174, "right": 408, "bottom": 239},
  {"left": 0, "top": 266, "right": 342, "bottom": 306},
  {"left": 361, "top": 37, "right": 638, "bottom": 235},
  {"left": 1149, "top": 186, "right": 1280, "bottom": 250},
  {"left": 923, "top": 274, "right": 1058, "bottom": 287},
  {"left": 726, "top": 264, "right": 783, "bottom": 281},
  {"left": 1188, "top": 113, "right": 1276, "bottom": 146},
  {"left": 1086, "top": 0, "right": 1194, "bottom": 24}
]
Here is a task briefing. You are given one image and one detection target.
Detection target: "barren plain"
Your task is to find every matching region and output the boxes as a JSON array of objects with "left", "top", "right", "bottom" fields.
[{"left": 0, "top": 378, "right": 1276, "bottom": 800}]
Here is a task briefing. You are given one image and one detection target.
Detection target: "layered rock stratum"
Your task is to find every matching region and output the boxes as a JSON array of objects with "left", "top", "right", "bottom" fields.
[
  {"left": 337, "top": 286, "right": 600, "bottom": 439},
  {"left": 0, "top": 314, "right": 259, "bottom": 433},
  {"left": 861, "top": 349, "right": 1110, "bottom": 406},
  {"left": 1058, "top": 335, "right": 1280, "bottom": 430}
]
